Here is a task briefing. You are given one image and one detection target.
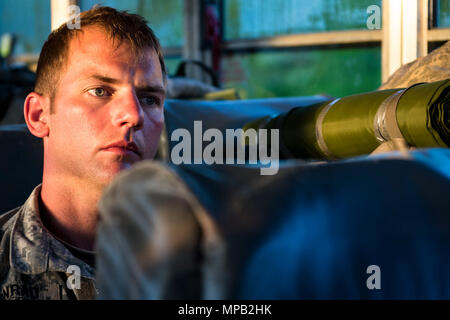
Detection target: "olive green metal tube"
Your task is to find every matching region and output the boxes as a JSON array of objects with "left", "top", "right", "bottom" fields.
[{"left": 243, "top": 79, "right": 449, "bottom": 160}]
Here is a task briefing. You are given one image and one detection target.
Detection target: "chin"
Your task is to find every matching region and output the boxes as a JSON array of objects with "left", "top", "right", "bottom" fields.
[{"left": 95, "top": 164, "right": 133, "bottom": 187}]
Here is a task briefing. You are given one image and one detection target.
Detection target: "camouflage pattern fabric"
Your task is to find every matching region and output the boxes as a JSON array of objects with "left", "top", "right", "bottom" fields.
[
  {"left": 379, "top": 41, "right": 450, "bottom": 90},
  {"left": 0, "top": 185, "right": 96, "bottom": 300},
  {"left": 96, "top": 161, "right": 226, "bottom": 299}
]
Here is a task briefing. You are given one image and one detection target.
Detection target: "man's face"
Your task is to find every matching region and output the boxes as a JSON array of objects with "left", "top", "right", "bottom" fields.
[{"left": 45, "top": 27, "right": 165, "bottom": 188}]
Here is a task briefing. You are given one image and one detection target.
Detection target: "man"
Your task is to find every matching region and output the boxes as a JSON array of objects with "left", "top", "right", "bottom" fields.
[{"left": 0, "top": 6, "right": 166, "bottom": 299}]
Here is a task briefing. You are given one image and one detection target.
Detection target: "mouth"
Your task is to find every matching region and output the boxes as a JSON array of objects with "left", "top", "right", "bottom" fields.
[{"left": 102, "top": 141, "right": 142, "bottom": 158}]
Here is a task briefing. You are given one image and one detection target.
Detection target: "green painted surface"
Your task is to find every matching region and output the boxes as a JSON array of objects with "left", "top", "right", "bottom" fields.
[{"left": 222, "top": 46, "right": 382, "bottom": 98}]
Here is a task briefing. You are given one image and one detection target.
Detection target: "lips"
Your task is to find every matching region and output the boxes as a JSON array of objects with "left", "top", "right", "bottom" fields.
[{"left": 102, "top": 141, "right": 141, "bottom": 158}]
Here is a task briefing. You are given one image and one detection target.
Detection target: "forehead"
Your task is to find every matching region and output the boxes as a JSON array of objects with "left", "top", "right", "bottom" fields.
[{"left": 65, "top": 27, "right": 162, "bottom": 83}]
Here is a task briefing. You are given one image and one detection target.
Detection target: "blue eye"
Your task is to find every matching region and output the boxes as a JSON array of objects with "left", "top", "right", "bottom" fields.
[
  {"left": 88, "top": 88, "right": 105, "bottom": 97},
  {"left": 141, "top": 96, "right": 158, "bottom": 106}
]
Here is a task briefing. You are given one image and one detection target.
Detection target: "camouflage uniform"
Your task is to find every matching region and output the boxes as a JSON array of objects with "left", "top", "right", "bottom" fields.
[{"left": 0, "top": 185, "right": 97, "bottom": 300}]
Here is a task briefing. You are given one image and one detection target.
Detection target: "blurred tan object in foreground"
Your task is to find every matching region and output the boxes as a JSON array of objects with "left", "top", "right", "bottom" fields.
[
  {"left": 96, "top": 161, "right": 226, "bottom": 299},
  {"left": 379, "top": 41, "right": 450, "bottom": 90}
]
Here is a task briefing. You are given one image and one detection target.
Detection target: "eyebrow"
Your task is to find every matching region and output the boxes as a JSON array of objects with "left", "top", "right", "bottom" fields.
[
  {"left": 135, "top": 85, "right": 166, "bottom": 96},
  {"left": 86, "top": 74, "right": 166, "bottom": 95},
  {"left": 87, "top": 74, "right": 119, "bottom": 84}
]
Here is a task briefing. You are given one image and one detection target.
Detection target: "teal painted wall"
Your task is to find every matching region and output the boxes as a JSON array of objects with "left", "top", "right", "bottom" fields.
[{"left": 0, "top": 0, "right": 51, "bottom": 55}]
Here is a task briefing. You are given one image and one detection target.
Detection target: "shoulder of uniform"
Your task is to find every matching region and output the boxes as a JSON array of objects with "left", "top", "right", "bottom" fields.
[
  {"left": 0, "top": 208, "right": 20, "bottom": 281},
  {"left": 0, "top": 207, "right": 21, "bottom": 232}
]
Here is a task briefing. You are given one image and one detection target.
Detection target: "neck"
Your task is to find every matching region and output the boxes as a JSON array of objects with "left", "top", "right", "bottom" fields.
[{"left": 40, "top": 174, "right": 104, "bottom": 251}]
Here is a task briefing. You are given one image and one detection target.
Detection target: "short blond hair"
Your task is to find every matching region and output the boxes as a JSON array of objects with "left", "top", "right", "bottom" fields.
[{"left": 34, "top": 6, "right": 166, "bottom": 108}]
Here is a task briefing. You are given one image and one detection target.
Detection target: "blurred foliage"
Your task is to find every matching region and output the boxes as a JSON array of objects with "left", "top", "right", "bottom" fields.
[
  {"left": 225, "top": 0, "right": 382, "bottom": 40},
  {"left": 222, "top": 46, "right": 381, "bottom": 98}
]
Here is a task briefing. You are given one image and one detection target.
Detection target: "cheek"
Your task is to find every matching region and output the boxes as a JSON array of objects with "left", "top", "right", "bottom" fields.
[
  {"left": 140, "top": 110, "right": 164, "bottom": 156},
  {"left": 145, "top": 118, "right": 164, "bottom": 141},
  {"left": 146, "top": 107, "right": 165, "bottom": 125},
  {"left": 51, "top": 103, "right": 106, "bottom": 148},
  {"left": 144, "top": 107, "right": 165, "bottom": 133}
]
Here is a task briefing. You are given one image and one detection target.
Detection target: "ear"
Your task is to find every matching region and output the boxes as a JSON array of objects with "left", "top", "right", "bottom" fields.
[{"left": 24, "top": 92, "right": 50, "bottom": 138}]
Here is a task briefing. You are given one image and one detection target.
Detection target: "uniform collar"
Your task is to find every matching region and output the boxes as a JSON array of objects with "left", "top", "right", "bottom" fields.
[{"left": 10, "top": 185, "right": 95, "bottom": 279}]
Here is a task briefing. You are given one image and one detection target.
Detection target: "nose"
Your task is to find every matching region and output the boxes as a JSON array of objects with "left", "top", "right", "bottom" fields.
[{"left": 112, "top": 90, "right": 144, "bottom": 130}]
